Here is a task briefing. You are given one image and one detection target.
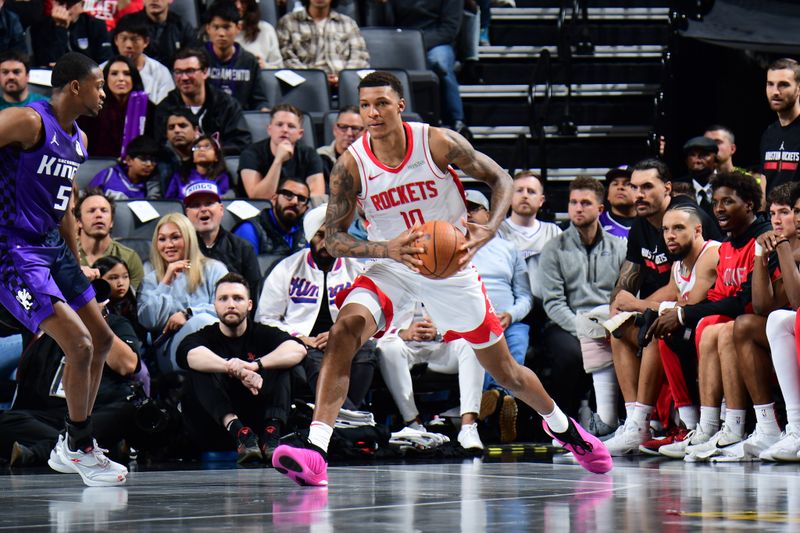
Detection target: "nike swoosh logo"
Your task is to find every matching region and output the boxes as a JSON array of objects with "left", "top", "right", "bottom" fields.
[{"left": 368, "top": 173, "right": 384, "bottom": 181}]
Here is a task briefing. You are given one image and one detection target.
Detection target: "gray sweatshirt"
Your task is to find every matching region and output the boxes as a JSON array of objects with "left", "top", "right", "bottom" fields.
[{"left": 538, "top": 224, "right": 626, "bottom": 336}]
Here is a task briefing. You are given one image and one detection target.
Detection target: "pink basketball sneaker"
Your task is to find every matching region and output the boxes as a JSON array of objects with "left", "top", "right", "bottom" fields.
[
  {"left": 544, "top": 417, "right": 613, "bottom": 474},
  {"left": 272, "top": 437, "right": 329, "bottom": 487}
]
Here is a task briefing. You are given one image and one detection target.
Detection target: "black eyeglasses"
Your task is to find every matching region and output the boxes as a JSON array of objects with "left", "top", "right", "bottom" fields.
[
  {"left": 278, "top": 189, "right": 310, "bottom": 205},
  {"left": 336, "top": 123, "right": 364, "bottom": 134},
  {"left": 174, "top": 68, "right": 202, "bottom": 77},
  {"left": 467, "top": 204, "right": 486, "bottom": 213}
]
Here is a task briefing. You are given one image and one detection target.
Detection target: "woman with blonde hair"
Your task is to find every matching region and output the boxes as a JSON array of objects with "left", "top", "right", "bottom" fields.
[{"left": 138, "top": 213, "right": 228, "bottom": 372}]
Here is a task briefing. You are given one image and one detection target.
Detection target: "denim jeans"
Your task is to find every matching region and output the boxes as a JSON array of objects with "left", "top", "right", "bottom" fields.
[
  {"left": 0, "top": 334, "right": 22, "bottom": 380},
  {"left": 484, "top": 322, "right": 530, "bottom": 391},
  {"left": 427, "top": 44, "right": 465, "bottom": 126}
]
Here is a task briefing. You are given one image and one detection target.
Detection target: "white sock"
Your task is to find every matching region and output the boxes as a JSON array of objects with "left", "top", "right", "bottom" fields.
[
  {"left": 720, "top": 400, "right": 727, "bottom": 423},
  {"left": 592, "top": 367, "right": 618, "bottom": 426},
  {"left": 787, "top": 406, "right": 800, "bottom": 429},
  {"left": 542, "top": 403, "right": 569, "bottom": 433},
  {"left": 624, "top": 402, "right": 635, "bottom": 421},
  {"left": 677, "top": 405, "right": 699, "bottom": 430},
  {"left": 308, "top": 421, "right": 333, "bottom": 452},
  {"left": 754, "top": 403, "right": 781, "bottom": 435},
  {"left": 699, "top": 406, "right": 721, "bottom": 436},
  {"left": 725, "top": 408, "right": 747, "bottom": 438},
  {"left": 631, "top": 403, "right": 653, "bottom": 430}
]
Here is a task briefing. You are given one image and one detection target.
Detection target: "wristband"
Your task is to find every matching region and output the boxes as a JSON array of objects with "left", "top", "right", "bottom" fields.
[
  {"left": 256, "top": 358, "right": 264, "bottom": 371},
  {"left": 755, "top": 242, "right": 764, "bottom": 257},
  {"left": 676, "top": 307, "right": 685, "bottom": 326}
]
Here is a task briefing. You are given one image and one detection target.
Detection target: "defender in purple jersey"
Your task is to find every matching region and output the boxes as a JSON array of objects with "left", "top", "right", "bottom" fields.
[{"left": 0, "top": 52, "right": 126, "bottom": 486}]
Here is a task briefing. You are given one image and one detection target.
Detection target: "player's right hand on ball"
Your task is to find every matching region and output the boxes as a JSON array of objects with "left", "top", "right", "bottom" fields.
[{"left": 388, "top": 227, "right": 425, "bottom": 272}]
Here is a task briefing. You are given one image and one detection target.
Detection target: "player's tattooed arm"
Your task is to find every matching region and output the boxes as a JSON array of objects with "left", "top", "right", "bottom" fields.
[
  {"left": 610, "top": 260, "right": 641, "bottom": 311},
  {"left": 440, "top": 129, "right": 512, "bottom": 232},
  {"left": 325, "top": 155, "right": 424, "bottom": 268}
]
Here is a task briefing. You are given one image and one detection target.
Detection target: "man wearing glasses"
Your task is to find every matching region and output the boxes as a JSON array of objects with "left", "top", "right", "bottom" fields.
[
  {"left": 154, "top": 47, "right": 251, "bottom": 155},
  {"left": 318, "top": 105, "right": 364, "bottom": 182},
  {"left": 234, "top": 178, "right": 312, "bottom": 256},
  {"left": 238, "top": 102, "right": 325, "bottom": 203}
]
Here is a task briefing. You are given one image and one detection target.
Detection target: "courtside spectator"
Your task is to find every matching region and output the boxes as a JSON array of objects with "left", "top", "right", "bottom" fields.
[
  {"left": 204, "top": 0, "right": 270, "bottom": 111},
  {"left": 75, "top": 189, "right": 145, "bottom": 291},
  {"left": 539, "top": 177, "right": 626, "bottom": 423},
  {"left": 183, "top": 182, "right": 261, "bottom": 293},
  {"left": 277, "top": 0, "right": 369, "bottom": 87},
  {"left": 234, "top": 177, "right": 310, "bottom": 255},
  {"left": 88, "top": 135, "right": 160, "bottom": 200},
  {"left": 0, "top": 51, "right": 47, "bottom": 111},
  {"left": 155, "top": 47, "right": 252, "bottom": 155},
  {"left": 238, "top": 103, "right": 324, "bottom": 201},
  {"left": 255, "top": 204, "right": 377, "bottom": 410},
  {"left": 497, "top": 171, "right": 561, "bottom": 303},
  {"left": 153, "top": 108, "right": 200, "bottom": 197},
  {"left": 377, "top": 301, "right": 485, "bottom": 450},
  {"left": 164, "top": 135, "right": 232, "bottom": 200},
  {"left": 177, "top": 273, "right": 306, "bottom": 463},
  {"left": 317, "top": 105, "right": 363, "bottom": 182},
  {"left": 78, "top": 55, "right": 155, "bottom": 158},
  {"left": 111, "top": 15, "right": 175, "bottom": 104},
  {"left": 138, "top": 213, "right": 228, "bottom": 372}
]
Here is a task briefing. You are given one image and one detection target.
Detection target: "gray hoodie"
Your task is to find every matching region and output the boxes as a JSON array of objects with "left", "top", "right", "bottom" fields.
[{"left": 538, "top": 223, "right": 626, "bottom": 335}]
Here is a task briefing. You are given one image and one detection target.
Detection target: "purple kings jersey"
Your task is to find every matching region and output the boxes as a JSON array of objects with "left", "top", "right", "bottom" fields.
[{"left": 0, "top": 100, "right": 87, "bottom": 238}]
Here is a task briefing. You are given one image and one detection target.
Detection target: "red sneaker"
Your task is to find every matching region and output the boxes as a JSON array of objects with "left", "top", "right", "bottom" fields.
[{"left": 639, "top": 427, "right": 690, "bottom": 456}]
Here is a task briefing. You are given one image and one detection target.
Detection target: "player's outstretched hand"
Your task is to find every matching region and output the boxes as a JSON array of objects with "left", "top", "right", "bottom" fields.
[
  {"left": 459, "top": 217, "right": 494, "bottom": 266},
  {"left": 387, "top": 226, "right": 425, "bottom": 272}
]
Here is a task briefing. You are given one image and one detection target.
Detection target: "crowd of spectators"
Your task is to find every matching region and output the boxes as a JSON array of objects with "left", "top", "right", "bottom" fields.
[{"left": 5, "top": 1, "right": 800, "bottom": 470}]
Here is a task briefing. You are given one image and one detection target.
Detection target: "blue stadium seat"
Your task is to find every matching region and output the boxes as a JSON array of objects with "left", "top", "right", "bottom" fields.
[{"left": 259, "top": 69, "right": 331, "bottom": 116}]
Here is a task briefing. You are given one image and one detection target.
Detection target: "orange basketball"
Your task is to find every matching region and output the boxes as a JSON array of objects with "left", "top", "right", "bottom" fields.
[{"left": 414, "top": 220, "right": 467, "bottom": 279}]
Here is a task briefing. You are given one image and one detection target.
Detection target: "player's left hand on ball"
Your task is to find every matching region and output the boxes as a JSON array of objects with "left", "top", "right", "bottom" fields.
[
  {"left": 459, "top": 217, "right": 493, "bottom": 266},
  {"left": 388, "top": 226, "right": 424, "bottom": 272}
]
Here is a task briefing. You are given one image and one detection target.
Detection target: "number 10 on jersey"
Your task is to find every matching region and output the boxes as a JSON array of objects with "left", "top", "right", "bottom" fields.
[{"left": 400, "top": 208, "right": 425, "bottom": 229}]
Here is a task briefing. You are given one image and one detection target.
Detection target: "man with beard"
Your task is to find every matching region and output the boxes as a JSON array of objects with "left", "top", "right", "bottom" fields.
[
  {"left": 177, "top": 272, "right": 307, "bottom": 463},
  {"left": 255, "top": 204, "right": 377, "bottom": 412},
  {"left": 609, "top": 205, "right": 719, "bottom": 456},
  {"left": 238, "top": 103, "right": 324, "bottom": 203},
  {"left": 761, "top": 58, "right": 800, "bottom": 193},
  {"left": 647, "top": 172, "right": 775, "bottom": 462},
  {"left": 183, "top": 182, "right": 261, "bottom": 294},
  {"left": 155, "top": 47, "right": 251, "bottom": 155},
  {"left": 606, "top": 159, "right": 721, "bottom": 455},
  {"left": 599, "top": 166, "right": 636, "bottom": 239},
  {"left": 153, "top": 109, "right": 200, "bottom": 197},
  {"left": 538, "top": 176, "right": 626, "bottom": 430},
  {"left": 497, "top": 171, "right": 561, "bottom": 304},
  {"left": 233, "top": 177, "right": 311, "bottom": 256},
  {"left": 0, "top": 50, "right": 47, "bottom": 111},
  {"left": 75, "top": 189, "right": 145, "bottom": 290}
]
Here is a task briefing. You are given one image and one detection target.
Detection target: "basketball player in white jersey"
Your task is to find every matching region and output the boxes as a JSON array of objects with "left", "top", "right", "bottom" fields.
[
  {"left": 270, "top": 71, "right": 612, "bottom": 487},
  {"left": 609, "top": 205, "right": 719, "bottom": 457}
]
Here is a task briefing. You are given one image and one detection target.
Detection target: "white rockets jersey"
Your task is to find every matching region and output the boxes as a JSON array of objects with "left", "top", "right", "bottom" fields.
[
  {"left": 673, "top": 240, "right": 720, "bottom": 301},
  {"left": 347, "top": 122, "right": 468, "bottom": 241}
]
